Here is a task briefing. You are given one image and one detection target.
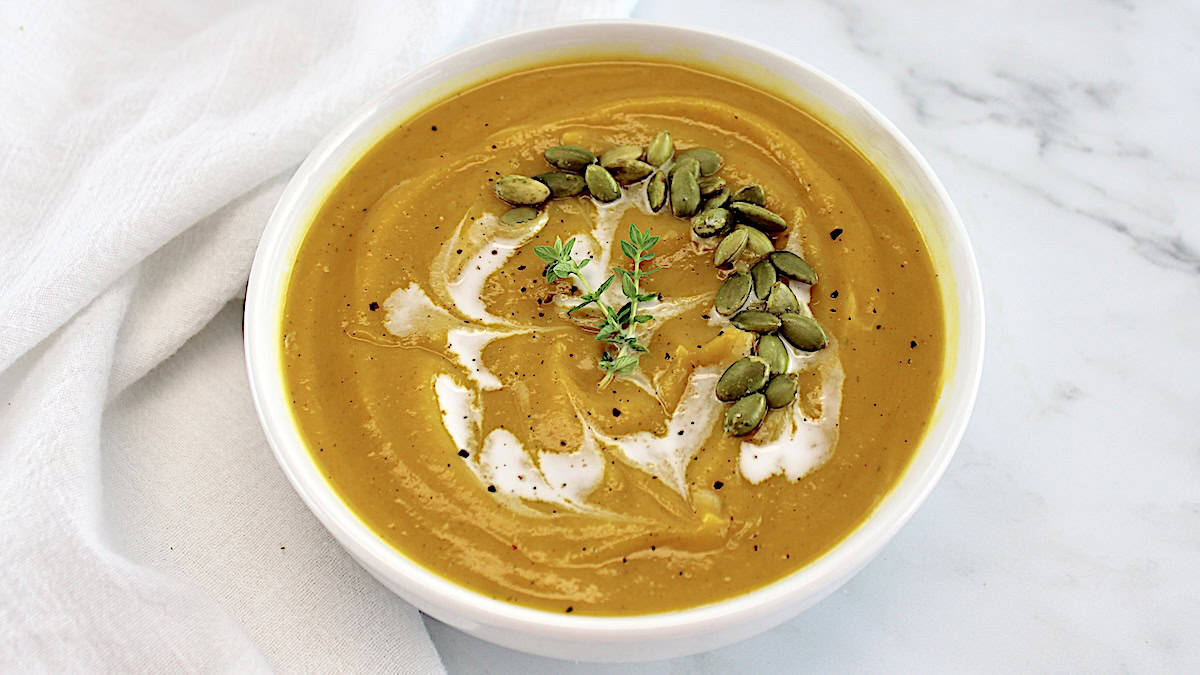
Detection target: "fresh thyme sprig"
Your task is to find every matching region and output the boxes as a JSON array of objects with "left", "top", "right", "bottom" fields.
[{"left": 534, "top": 224, "right": 660, "bottom": 386}]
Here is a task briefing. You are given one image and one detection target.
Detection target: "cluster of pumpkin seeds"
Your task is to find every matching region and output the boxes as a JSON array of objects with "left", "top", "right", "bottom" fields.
[
  {"left": 657, "top": 136, "right": 828, "bottom": 436},
  {"left": 714, "top": 249, "right": 828, "bottom": 436},
  {"left": 491, "top": 131, "right": 733, "bottom": 220},
  {"left": 490, "top": 131, "right": 827, "bottom": 437},
  {"left": 491, "top": 140, "right": 660, "bottom": 226}
]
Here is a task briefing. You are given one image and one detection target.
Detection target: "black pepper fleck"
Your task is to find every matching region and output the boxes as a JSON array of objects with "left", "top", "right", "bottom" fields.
[
  {"left": 368, "top": 301, "right": 379, "bottom": 311},
  {"left": 713, "top": 481, "right": 724, "bottom": 490},
  {"left": 830, "top": 228, "right": 844, "bottom": 240},
  {"left": 458, "top": 449, "right": 469, "bottom": 458}
]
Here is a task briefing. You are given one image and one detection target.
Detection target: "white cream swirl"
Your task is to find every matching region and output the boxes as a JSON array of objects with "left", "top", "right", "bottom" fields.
[{"left": 381, "top": 188, "right": 844, "bottom": 510}]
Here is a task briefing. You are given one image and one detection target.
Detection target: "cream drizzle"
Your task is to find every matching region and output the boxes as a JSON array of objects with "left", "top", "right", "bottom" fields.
[
  {"left": 433, "top": 374, "right": 605, "bottom": 511},
  {"left": 445, "top": 211, "right": 549, "bottom": 324},
  {"left": 382, "top": 183, "right": 845, "bottom": 510},
  {"left": 381, "top": 283, "right": 457, "bottom": 335},
  {"left": 585, "top": 367, "right": 723, "bottom": 495}
]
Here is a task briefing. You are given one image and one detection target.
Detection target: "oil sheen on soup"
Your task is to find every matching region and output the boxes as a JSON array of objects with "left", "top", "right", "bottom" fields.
[{"left": 282, "top": 60, "right": 945, "bottom": 615}]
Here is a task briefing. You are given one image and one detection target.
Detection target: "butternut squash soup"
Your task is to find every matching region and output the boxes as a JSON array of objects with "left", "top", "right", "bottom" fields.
[{"left": 282, "top": 60, "right": 944, "bottom": 615}]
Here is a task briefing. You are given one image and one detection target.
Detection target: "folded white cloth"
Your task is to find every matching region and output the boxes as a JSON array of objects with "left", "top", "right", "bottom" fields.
[{"left": 0, "top": 1, "right": 634, "bottom": 671}]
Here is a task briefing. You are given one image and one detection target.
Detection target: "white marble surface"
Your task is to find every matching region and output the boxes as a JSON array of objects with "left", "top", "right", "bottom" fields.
[{"left": 428, "top": 1, "right": 1200, "bottom": 671}]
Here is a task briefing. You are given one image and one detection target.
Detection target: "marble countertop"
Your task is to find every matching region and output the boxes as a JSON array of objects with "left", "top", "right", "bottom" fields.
[{"left": 429, "top": 1, "right": 1200, "bottom": 671}]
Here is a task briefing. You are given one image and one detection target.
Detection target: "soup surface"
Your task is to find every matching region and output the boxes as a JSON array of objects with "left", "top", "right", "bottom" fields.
[{"left": 282, "top": 60, "right": 944, "bottom": 614}]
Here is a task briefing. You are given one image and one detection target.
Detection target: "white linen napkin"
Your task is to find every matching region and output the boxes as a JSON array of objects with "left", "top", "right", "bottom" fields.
[{"left": 0, "top": 1, "right": 635, "bottom": 671}]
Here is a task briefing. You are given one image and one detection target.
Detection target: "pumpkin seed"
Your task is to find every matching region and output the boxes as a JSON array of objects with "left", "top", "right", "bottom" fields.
[
  {"left": 533, "top": 172, "right": 586, "bottom": 198},
  {"left": 671, "top": 168, "right": 701, "bottom": 217},
  {"left": 495, "top": 175, "right": 550, "bottom": 205},
  {"left": 600, "top": 144, "right": 643, "bottom": 167},
  {"left": 585, "top": 164, "right": 621, "bottom": 202},
  {"left": 691, "top": 207, "right": 732, "bottom": 238},
  {"left": 676, "top": 148, "right": 724, "bottom": 176},
  {"left": 724, "top": 393, "right": 767, "bottom": 436},
  {"left": 713, "top": 228, "right": 748, "bottom": 266},
  {"left": 646, "top": 172, "right": 667, "bottom": 212},
  {"left": 768, "top": 251, "right": 818, "bottom": 284},
  {"left": 646, "top": 130, "right": 674, "bottom": 166},
  {"left": 715, "top": 356, "right": 770, "bottom": 401},
  {"left": 779, "top": 313, "right": 828, "bottom": 351},
  {"left": 731, "top": 184, "right": 766, "bottom": 206},
  {"left": 750, "top": 260, "right": 777, "bottom": 298},
  {"left": 715, "top": 272, "right": 752, "bottom": 315},
  {"left": 755, "top": 334, "right": 789, "bottom": 375},
  {"left": 698, "top": 176, "right": 726, "bottom": 195},
  {"left": 740, "top": 226, "right": 775, "bottom": 256},
  {"left": 607, "top": 158, "right": 654, "bottom": 184},
  {"left": 730, "top": 309, "right": 781, "bottom": 333},
  {"left": 543, "top": 144, "right": 596, "bottom": 172},
  {"left": 765, "top": 282, "right": 800, "bottom": 315},
  {"left": 703, "top": 188, "right": 730, "bottom": 211},
  {"left": 669, "top": 157, "right": 701, "bottom": 181},
  {"left": 764, "top": 374, "right": 799, "bottom": 408},
  {"left": 730, "top": 202, "right": 788, "bottom": 232},
  {"left": 500, "top": 207, "right": 539, "bottom": 226}
]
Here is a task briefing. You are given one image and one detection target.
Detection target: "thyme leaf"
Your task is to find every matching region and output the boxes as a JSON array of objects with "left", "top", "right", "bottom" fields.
[{"left": 533, "top": 224, "right": 660, "bottom": 385}]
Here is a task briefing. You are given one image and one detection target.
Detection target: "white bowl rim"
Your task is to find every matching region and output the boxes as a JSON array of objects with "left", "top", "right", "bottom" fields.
[{"left": 244, "top": 19, "right": 985, "bottom": 641}]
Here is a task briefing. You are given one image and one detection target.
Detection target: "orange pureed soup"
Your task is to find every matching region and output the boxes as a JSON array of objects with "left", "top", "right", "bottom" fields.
[{"left": 282, "top": 59, "right": 944, "bottom": 614}]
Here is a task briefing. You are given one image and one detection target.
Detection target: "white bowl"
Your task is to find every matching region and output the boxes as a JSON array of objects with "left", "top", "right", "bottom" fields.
[{"left": 244, "top": 21, "right": 984, "bottom": 662}]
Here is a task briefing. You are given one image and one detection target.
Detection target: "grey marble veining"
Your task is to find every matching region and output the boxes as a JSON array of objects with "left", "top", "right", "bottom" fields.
[{"left": 431, "top": 1, "right": 1200, "bottom": 671}]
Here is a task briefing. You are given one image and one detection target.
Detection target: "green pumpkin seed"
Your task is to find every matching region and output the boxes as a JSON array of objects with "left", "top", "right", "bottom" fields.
[
  {"left": 600, "top": 144, "right": 643, "bottom": 167},
  {"left": 768, "top": 251, "right": 818, "bottom": 284},
  {"left": 646, "top": 172, "right": 667, "bottom": 212},
  {"left": 765, "top": 282, "right": 801, "bottom": 315},
  {"left": 713, "top": 228, "right": 748, "bottom": 266},
  {"left": 730, "top": 202, "right": 788, "bottom": 232},
  {"left": 715, "top": 272, "right": 752, "bottom": 316},
  {"left": 750, "top": 260, "right": 777, "bottom": 298},
  {"left": 607, "top": 158, "right": 654, "bottom": 184},
  {"left": 715, "top": 356, "right": 770, "bottom": 401},
  {"left": 755, "top": 334, "right": 789, "bottom": 375},
  {"left": 646, "top": 130, "right": 674, "bottom": 166},
  {"left": 703, "top": 188, "right": 730, "bottom": 211},
  {"left": 671, "top": 168, "right": 701, "bottom": 217},
  {"left": 544, "top": 144, "right": 596, "bottom": 172},
  {"left": 669, "top": 157, "right": 701, "bottom": 181},
  {"left": 730, "top": 309, "right": 781, "bottom": 333},
  {"left": 691, "top": 207, "right": 732, "bottom": 238},
  {"left": 740, "top": 226, "right": 775, "bottom": 256},
  {"left": 779, "top": 313, "right": 828, "bottom": 351},
  {"left": 533, "top": 172, "right": 586, "bottom": 198},
  {"left": 698, "top": 176, "right": 726, "bottom": 195},
  {"left": 724, "top": 393, "right": 767, "bottom": 436},
  {"left": 585, "top": 164, "right": 621, "bottom": 202},
  {"left": 764, "top": 374, "right": 799, "bottom": 408},
  {"left": 495, "top": 175, "right": 551, "bottom": 205},
  {"left": 731, "top": 184, "right": 766, "bottom": 206},
  {"left": 676, "top": 148, "right": 724, "bottom": 176},
  {"left": 500, "top": 207, "right": 539, "bottom": 226}
]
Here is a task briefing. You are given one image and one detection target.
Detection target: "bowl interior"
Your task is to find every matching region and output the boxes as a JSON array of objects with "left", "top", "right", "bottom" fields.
[{"left": 244, "top": 20, "right": 983, "bottom": 659}]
